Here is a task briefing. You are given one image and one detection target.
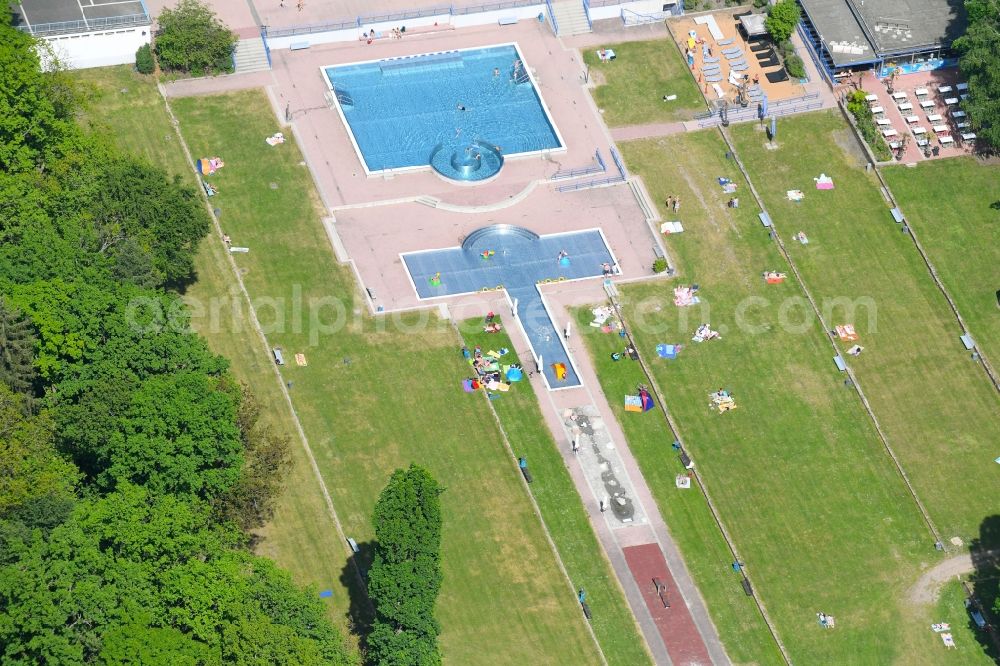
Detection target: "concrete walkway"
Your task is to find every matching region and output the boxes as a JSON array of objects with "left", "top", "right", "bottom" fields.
[{"left": 453, "top": 279, "right": 731, "bottom": 666}]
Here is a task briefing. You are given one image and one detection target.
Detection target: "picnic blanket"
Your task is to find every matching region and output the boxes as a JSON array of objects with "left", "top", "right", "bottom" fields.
[
  {"left": 197, "top": 157, "right": 224, "bottom": 175},
  {"left": 941, "top": 633, "right": 956, "bottom": 649},
  {"left": 835, "top": 324, "right": 859, "bottom": 341},
  {"left": 764, "top": 272, "right": 787, "bottom": 284},
  {"left": 590, "top": 305, "right": 614, "bottom": 327},
  {"left": 787, "top": 189, "right": 805, "bottom": 201},
  {"left": 693, "top": 324, "right": 720, "bottom": 342},
  {"left": 656, "top": 344, "right": 680, "bottom": 359},
  {"left": 265, "top": 132, "right": 285, "bottom": 146},
  {"left": 931, "top": 623, "right": 951, "bottom": 633},
  {"left": 596, "top": 48, "right": 616, "bottom": 62},
  {"left": 675, "top": 474, "right": 692, "bottom": 489},
  {"left": 814, "top": 173, "right": 835, "bottom": 190},
  {"left": 674, "top": 286, "right": 701, "bottom": 307},
  {"left": 660, "top": 221, "right": 684, "bottom": 234},
  {"left": 295, "top": 353, "right": 307, "bottom": 366}
]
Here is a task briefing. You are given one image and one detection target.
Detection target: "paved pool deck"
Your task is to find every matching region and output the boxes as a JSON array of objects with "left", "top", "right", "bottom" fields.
[{"left": 161, "top": 14, "right": 730, "bottom": 665}]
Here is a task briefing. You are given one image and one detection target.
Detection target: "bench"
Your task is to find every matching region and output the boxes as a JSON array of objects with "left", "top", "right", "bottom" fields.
[
  {"left": 833, "top": 355, "right": 847, "bottom": 372},
  {"left": 272, "top": 347, "right": 285, "bottom": 365},
  {"left": 758, "top": 212, "right": 772, "bottom": 227},
  {"left": 347, "top": 537, "right": 360, "bottom": 553},
  {"left": 289, "top": 41, "right": 310, "bottom": 50},
  {"left": 960, "top": 334, "right": 975, "bottom": 350},
  {"left": 741, "top": 576, "right": 754, "bottom": 596},
  {"left": 679, "top": 450, "right": 693, "bottom": 469},
  {"left": 498, "top": 16, "right": 517, "bottom": 25},
  {"left": 890, "top": 207, "right": 905, "bottom": 223}
]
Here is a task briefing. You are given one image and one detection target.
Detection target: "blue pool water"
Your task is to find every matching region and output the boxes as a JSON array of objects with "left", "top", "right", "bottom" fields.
[
  {"left": 402, "top": 225, "right": 615, "bottom": 389},
  {"left": 324, "top": 45, "right": 562, "bottom": 179}
]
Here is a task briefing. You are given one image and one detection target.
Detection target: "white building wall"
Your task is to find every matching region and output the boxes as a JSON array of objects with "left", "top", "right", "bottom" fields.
[{"left": 42, "top": 27, "right": 151, "bottom": 70}]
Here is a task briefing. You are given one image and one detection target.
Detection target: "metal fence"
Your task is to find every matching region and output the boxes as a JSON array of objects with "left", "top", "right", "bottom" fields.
[
  {"left": 267, "top": 0, "right": 543, "bottom": 38},
  {"left": 551, "top": 149, "right": 606, "bottom": 180},
  {"left": 17, "top": 13, "right": 150, "bottom": 36}
]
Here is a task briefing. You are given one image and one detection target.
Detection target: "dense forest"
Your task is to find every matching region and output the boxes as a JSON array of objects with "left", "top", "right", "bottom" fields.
[{"left": 0, "top": 12, "right": 355, "bottom": 664}]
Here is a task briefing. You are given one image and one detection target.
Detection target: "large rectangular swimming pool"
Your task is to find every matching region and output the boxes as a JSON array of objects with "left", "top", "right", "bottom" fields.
[{"left": 323, "top": 44, "right": 563, "bottom": 176}]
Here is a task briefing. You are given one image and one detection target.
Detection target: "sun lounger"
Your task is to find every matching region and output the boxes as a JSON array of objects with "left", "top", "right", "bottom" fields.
[
  {"left": 757, "top": 57, "right": 779, "bottom": 67},
  {"left": 765, "top": 70, "right": 789, "bottom": 83},
  {"left": 717, "top": 37, "right": 735, "bottom": 45},
  {"left": 722, "top": 46, "right": 742, "bottom": 55},
  {"left": 725, "top": 51, "right": 745, "bottom": 60},
  {"left": 732, "top": 64, "right": 749, "bottom": 72},
  {"left": 751, "top": 42, "right": 771, "bottom": 52},
  {"left": 704, "top": 56, "right": 720, "bottom": 63},
  {"left": 705, "top": 74, "right": 723, "bottom": 82},
  {"left": 702, "top": 66, "right": 721, "bottom": 74}
]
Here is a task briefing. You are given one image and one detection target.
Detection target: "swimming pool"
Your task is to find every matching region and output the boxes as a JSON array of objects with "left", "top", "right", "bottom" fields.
[
  {"left": 323, "top": 44, "right": 564, "bottom": 180},
  {"left": 401, "top": 225, "right": 617, "bottom": 390}
]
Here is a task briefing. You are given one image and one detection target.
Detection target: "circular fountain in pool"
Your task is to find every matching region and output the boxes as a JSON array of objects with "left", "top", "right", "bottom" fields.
[{"left": 429, "top": 139, "right": 504, "bottom": 183}]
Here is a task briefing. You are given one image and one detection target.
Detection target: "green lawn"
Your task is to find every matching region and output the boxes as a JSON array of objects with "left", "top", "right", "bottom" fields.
[
  {"left": 576, "top": 128, "right": 945, "bottom": 664},
  {"left": 881, "top": 158, "right": 1000, "bottom": 374},
  {"left": 168, "top": 89, "right": 602, "bottom": 665},
  {"left": 583, "top": 38, "right": 705, "bottom": 126},
  {"left": 730, "top": 112, "right": 1000, "bottom": 542},
  {"left": 75, "top": 65, "right": 360, "bottom": 633},
  {"left": 461, "top": 320, "right": 652, "bottom": 666}
]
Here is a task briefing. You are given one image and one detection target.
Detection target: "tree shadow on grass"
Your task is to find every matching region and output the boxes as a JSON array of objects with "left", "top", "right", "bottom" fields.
[
  {"left": 340, "top": 540, "right": 376, "bottom": 656},
  {"left": 968, "top": 515, "right": 1000, "bottom": 661}
]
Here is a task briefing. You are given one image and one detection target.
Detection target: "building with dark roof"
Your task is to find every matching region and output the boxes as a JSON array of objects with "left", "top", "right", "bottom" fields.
[
  {"left": 10, "top": 0, "right": 151, "bottom": 69},
  {"left": 797, "top": 0, "right": 967, "bottom": 80}
]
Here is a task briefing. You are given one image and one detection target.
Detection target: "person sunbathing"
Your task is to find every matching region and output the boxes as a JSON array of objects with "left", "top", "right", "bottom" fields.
[{"left": 763, "top": 271, "right": 787, "bottom": 280}]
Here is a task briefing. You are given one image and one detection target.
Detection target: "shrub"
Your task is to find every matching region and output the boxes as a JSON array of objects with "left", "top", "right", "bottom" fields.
[
  {"left": 653, "top": 257, "right": 668, "bottom": 274},
  {"left": 135, "top": 43, "right": 154, "bottom": 74},
  {"left": 785, "top": 55, "right": 806, "bottom": 79},
  {"left": 765, "top": 0, "right": 801, "bottom": 44},
  {"left": 154, "top": 0, "right": 237, "bottom": 76},
  {"left": 845, "top": 91, "right": 894, "bottom": 161}
]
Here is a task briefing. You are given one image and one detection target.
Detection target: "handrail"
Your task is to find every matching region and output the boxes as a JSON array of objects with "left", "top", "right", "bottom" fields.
[
  {"left": 582, "top": 0, "right": 593, "bottom": 31},
  {"left": 610, "top": 146, "right": 627, "bottom": 179},
  {"left": 545, "top": 0, "right": 559, "bottom": 35},
  {"left": 453, "top": 0, "right": 538, "bottom": 13},
  {"left": 796, "top": 20, "right": 834, "bottom": 85},
  {"left": 620, "top": 7, "right": 668, "bottom": 25},
  {"left": 260, "top": 26, "right": 272, "bottom": 68},
  {"left": 551, "top": 149, "right": 606, "bottom": 180},
  {"left": 556, "top": 174, "right": 625, "bottom": 192},
  {"left": 16, "top": 12, "right": 149, "bottom": 36}
]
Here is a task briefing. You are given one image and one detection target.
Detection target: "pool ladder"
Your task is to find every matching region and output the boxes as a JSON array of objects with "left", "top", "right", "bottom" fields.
[{"left": 512, "top": 67, "right": 530, "bottom": 85}]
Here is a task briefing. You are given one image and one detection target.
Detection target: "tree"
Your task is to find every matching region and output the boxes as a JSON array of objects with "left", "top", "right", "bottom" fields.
[
  {"left": 213, "top": 386, "right": 292, "bottom": 532},
  {"left": 154, "top": 0, "right": 238, "bottom": 76},
  {"left": 0, "top": 487, "right": 356, "bottom": 665},
  {"left": 955, "top": 0, "right": 1000, "bottom": 148},
  {"left": 0, "top": 13, "right": 79, "bottom": 173},
  {"left": 54, "top": 371, "right": 244, "bottom": 499},
  {"left": 0, "top": 298, "right": 38, "bottom": 399},
  {"left": 367, "top": 465, "right": 444, "bottom": 666},
  {"left": 765, "top": 1, "right": 802, "bottom": 45},
  {"left": 0, "top": 385, "right": 79, "bottom": 519}
]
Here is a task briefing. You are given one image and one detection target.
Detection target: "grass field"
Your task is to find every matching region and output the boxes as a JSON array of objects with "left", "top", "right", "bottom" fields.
[
  {"left": 461, "top": 320, "right": 653, "bottom": 666},
  {"left": 730, "top": 112, "right": 1000, "bottom": 543},
  {"left": 168, "top": 89, "right": 603, "bottom": 664},
  {"left": 582, "top": 38, "right": 705, "bottom": 126},
  {"left": 882, "top": 158, "right": 1000, "bottom": 374},
  {"left": 80, "top": 67, "right": 604, "bottom": 664},
  {"left": 75, "top": 66, "right": 360, "bottom": 631},
  {"left": 570, "top": 128, "right": 958, "bottom": 664}
]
